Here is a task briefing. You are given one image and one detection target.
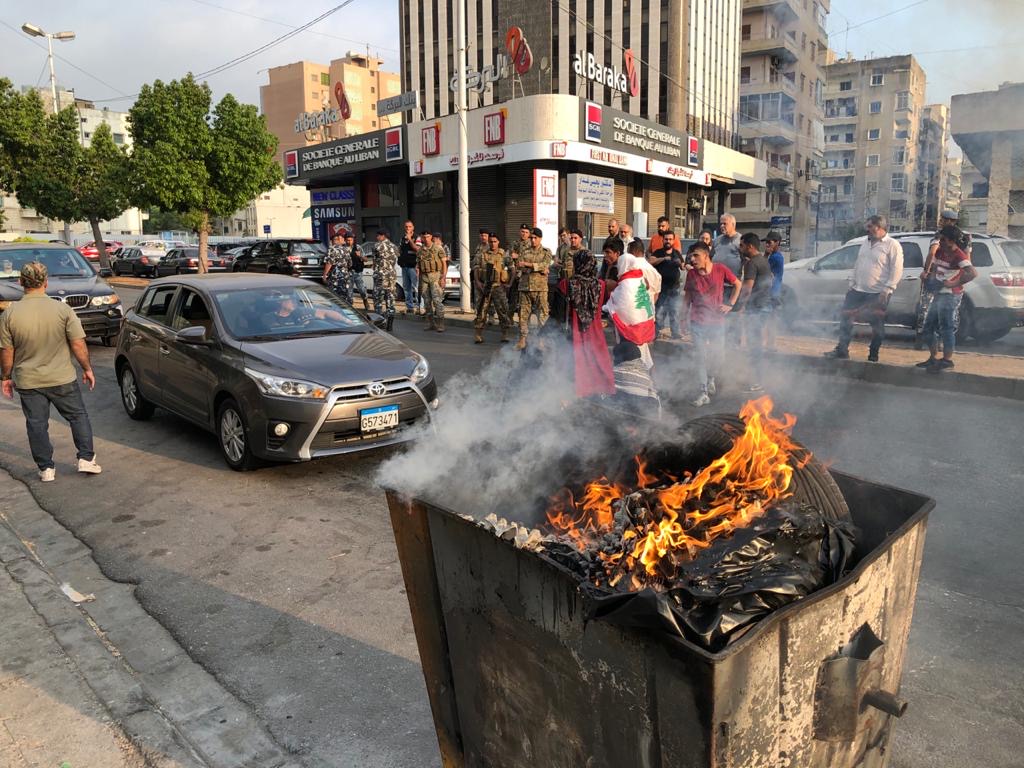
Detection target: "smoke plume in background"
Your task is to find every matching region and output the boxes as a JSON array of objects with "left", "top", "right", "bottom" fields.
[{"left": 377, "top": 334, "right": 689, "bottom": 525}]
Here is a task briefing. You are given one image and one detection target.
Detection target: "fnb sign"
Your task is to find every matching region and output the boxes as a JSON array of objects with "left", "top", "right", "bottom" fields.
[
  {"left": 484, "top": 111, "right": 505, "bottom": 146},
  {"left": 422, "top": 125, "right": 441, "bottom": 156}
]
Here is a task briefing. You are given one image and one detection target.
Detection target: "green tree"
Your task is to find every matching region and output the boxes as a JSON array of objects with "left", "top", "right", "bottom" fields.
[
  {"left": 76, "top": 123, "right": 132, "bottom": 268},
  {"left": 142, "top": 207, "right": 197, "bottom": 235},
  {"left": 128, "top": 75, "right": 281, "bottom": 271}
]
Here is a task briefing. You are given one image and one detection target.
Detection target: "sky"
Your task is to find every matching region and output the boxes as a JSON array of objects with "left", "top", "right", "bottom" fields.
[{"left": 2, "top": 0, "right": 1021, "bottom": 114}]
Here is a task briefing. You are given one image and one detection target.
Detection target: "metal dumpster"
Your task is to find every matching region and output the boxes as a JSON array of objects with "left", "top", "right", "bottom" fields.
[{"left": 387, "top": 470, "right": 932, "bottom": 768}]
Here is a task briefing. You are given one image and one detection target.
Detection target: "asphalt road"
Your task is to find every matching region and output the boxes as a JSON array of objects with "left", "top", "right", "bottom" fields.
[{"left": 0, "top": 296, "right": 1021, "bottom": 767}]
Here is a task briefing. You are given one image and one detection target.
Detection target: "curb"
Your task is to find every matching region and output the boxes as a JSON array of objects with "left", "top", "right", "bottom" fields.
[{"left": 0, "top": 470, "right": 303, "bottom": 768}]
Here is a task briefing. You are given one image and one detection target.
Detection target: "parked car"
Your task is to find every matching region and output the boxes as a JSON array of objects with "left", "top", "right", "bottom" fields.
[
  {"left": 356, "top": 241, "right": 465, "bottom": 301},
  {"left": 780, "top": 232, "right": 1024, "bottom": 343},
  {"left": 78, "top": 240, "right": 123, "bottom": 263},
  {"left": 112, "top": 245, "right": 169, "bottom": 278},
  {"left": 231, "top": 239, "right": 326, "bottom": 280},
  {"left": 0, "top": 243, "right": 123, "bottom": 345},
  {"left": 114, "top": 274, "right": 438, "bottom": 470},
  {"left": 155, "top": 247, "right": 231, "bottom": 276}
]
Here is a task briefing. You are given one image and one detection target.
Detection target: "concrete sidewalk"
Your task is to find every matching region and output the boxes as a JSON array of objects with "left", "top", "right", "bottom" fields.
[{"left": 0, "top": 470, "right": 302, "bottom": 768}]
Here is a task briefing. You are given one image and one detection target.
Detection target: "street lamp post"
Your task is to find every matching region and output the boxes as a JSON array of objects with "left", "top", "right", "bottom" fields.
[{"left": 23, "top": 22, "right": 76, "bottom": 244}]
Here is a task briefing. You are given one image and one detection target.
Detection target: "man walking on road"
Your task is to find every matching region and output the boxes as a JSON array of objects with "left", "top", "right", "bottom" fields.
[
  {"left": 735, "top": 233, "right": 774, "bottom": 392},
  {"left": 916, "top": 225, "right": 976, "bottom": 373},
  {"left": 417, "top": 231, "right": 447, "bottom": 332},
  {"left": 824, "top": 215, "right": 904, "bottom": 362},
  {"left": 516, "top": 228, "right": 552, "bottom": 350},
  {"left": 0, "top": 262, "right": 101, "bottom": 481},
  {"left": 371, "top": 229, "right": 400, "bottom": 332},
  {"left": 684, "top": 243, "right": 740, "bottom": 407},
  {"left": 473, "top": 232, "right": 512, "bottom": 343}
]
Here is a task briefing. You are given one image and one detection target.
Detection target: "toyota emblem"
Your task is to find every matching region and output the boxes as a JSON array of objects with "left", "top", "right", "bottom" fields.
[{"left": 369, "top": 381, "right": 386, "bottom": 397}]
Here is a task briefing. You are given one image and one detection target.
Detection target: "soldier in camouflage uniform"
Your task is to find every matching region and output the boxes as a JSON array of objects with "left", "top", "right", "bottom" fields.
[
  {"left": 371, "top": 229, "right": 400, "bottom": 332},
  {"left": 322, "top": 231, "right": 352, "bottom": 303},
  {"left": 508, "top": 223, "right": 531, "bottom": 321},
  {"left": 417, "top": 231, "right": 447, "bottom": 332},
  {"left": 516, "top": 227, "right": 552, "bottom": 349},
  {"left": 473, "top": 232, "right": 512, "bottom": 343}
]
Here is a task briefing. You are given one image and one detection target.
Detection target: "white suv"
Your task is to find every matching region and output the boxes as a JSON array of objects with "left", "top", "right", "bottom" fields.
[{"left": 781, "top": 232, "right": 1024, "bottom": 343}]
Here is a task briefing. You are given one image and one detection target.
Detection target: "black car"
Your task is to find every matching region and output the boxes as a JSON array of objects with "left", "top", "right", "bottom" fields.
[
  {"left": 155, "top": 247, "right": 230, "bottom": 276},
  {"left": 232, "top": 239, "right": 325, "bottom": 280},
  {"left": 112, "top": 245, "right": 166, "bottom": 278},
  {"left": 114, "top": 274, "right": 438, "bottom": 470},
  {"left": 0, "top": 243, "right": 123, "bottom": 345}
]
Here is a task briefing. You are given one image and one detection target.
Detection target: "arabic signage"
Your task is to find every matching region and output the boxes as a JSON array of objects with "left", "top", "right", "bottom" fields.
[
  {"left": 288, "top": 127, "right": 406, "bottom": 183},
  {"left": 572, "top": 49, "right": 639, "bottom": 98},
  {"left": 450, "top": 26, "right": 533, "bottom": 93},
  {"left": 567, "top": 173, "right": 614, "bottom": 214},
  {"left": 295, "top": 107, "right": 341, "bottom": 134},
  {"left": 579, "top": 102, "right": 703, "bottom": 169},
  {"left": 377, "top": 90, "right": 419, "bottom": 118},
  {"left": 533, "top": 169, "right": 560, "bottom": 249}
]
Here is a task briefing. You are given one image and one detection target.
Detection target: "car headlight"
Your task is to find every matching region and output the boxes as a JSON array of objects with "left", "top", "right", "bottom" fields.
[
  {"left": 245, "top": 368, "right": 329, "bottom": 400},
  {"left": 411, "top": 355, "right": 430, "bottom": 383},
  {"left": 90, "top": 293, "right": 120, "bottom": 307}
]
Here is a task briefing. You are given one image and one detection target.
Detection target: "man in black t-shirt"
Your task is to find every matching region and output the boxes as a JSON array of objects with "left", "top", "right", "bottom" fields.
[
  {"left": 648, "top": 230, "right": 685, "bottom": 339},
  {"left": 397, "top": 220, "right": 420, "bottom": 313},
  {"left": 736, "top": 233, "right": 773, "bottom": 392},
  {"left": 345, "top": 231, "right": 368, "bottom": 307}
]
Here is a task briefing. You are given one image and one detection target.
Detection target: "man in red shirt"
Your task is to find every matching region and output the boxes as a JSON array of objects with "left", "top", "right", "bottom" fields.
[
  {"left": 917, "top": 225, "right": 976, "bottom": 373},
  {"left": 683, "top": 242, "right": 740, "bottom": 406}
]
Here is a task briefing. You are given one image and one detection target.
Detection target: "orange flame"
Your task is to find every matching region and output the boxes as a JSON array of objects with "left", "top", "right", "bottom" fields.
[{"left": 545, "top": 397, "right": 808, "bottom": 589}]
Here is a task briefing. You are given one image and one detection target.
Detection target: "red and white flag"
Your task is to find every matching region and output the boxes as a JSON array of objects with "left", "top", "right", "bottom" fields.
[{"left": 604, "top": 258, "right": 656, "bottom": 345}]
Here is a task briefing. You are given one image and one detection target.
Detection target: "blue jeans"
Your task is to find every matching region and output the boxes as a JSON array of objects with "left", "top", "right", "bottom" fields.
[
  {"left": 400, "top": 266, "right": 418, "bottom": 310},
  {"left": 18, "top": 381, "right": 95, "bottom": 470},
  {"left": 350, "top": 271, "right": 368, "bottom": 304},
  {"left": 656, "top": 289, "right": 681, "bottom": 337},
  {"left": 691, "top": 322, "right": 725, "bottom": 393},
  {"left": 922, "top": 292, "right": 962, "bottom": 355}
]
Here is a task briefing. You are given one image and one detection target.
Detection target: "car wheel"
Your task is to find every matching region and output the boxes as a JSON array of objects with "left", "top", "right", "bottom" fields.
[
  {"left": 217, "top": 398, "right": 260, "bottom": 471},
  {"left": 119, "top": 364, "right": 155, "bottom": 420},
  {"left": 112, "top": 263, "right": 121, "bottom": 276}
]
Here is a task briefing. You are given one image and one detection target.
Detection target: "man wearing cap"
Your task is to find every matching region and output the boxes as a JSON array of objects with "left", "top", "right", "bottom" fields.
[
  {"left": 915, "top": 209, "right": 971, "bottom": 346},
  {"left": 371, "top": 228, "right": 400, "bottom": 332},
  {"left": 0, "top": 262, "right": 101, "bottom": 482},
  {"left": 516, "top": 228, "right": 552, "bottom": 349},
  {"left": 417, "top": 231, "right": 447, "bottom": 332}
]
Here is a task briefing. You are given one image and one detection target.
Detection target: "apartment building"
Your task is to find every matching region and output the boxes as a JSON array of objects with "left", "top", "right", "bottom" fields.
[
  {"left": 942, "top": 155, "right": 962, "bottom": 216},
  {"left": 951, "top": 81, "right": 1024, "bottom": 238},
  {"left": 917, "top": 103, "right": 948, "bottom": 229},
  {"left": 260, "top": 53, "right": 402, "bottom": 157},
  {"left": 819, "top": 54, "right": 929, "bottom": 238},
  {"left": 958, "top": 157, "right": 988, "bottom": 231},
  {"left": 735, "top": 0, "right": 829, "bottom": 259}
]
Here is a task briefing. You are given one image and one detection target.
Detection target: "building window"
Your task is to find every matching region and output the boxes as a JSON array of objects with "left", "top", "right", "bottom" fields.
[
  {"left": 867, "top": 154, "right": 880, "bottom": 167},
  {"left": 372, "top": 120, "right": 377, "bottom": 127},
  {"left": 867, "top": 128, "right": 880, "bottom": 140},
  {"left": 321, "top": 73, "right": 330, "bottom": 86},
  {"left": 828, "top": 134, "right": 839, "bottom": 143},
  {"left": 83, "top": 132, "right": 91, "bottom": 139},
  {"left": 310, "top": 74, "right": 318, "bottom": 83},
  {"left": 845, "top": 131, "right": 854, "bottom": 142},
  {"left": 866, "top": 181, "right": 879, "bottom": 196},
  {"left": 741, "top": 24, "right": 751, "bottom": 41},
  {"left": 740, "top": 66, "right": 750, "bottom": 85},
  {"left": 311, "top": 90, "right": 319, "bottom": 100},
  {"left": 895, "top": 91, "right": 910, "bottom": 111},
  {"left": 893, "top": 147, "right": 906, "bottom": 165},
  {"left": 895, "top": 128, "right": 909, "bottom": 139},
  {"left": 843, "top": 180, "right": 854, "bottom": 195},
  {"left": 869, "top": 101, "right": 881, "bottom": 114},
  {"left": 891, "top": 173, "right": 906, "bottom": 193},
  {"left": 839, "top": 81, "right": 851, "bottom": 91},
  {"left": 112, "top": 133, "right": 124, "bottom": 145},
  {"left": 731, "top": 193, "right": 747, "bottom": 208},
  {"left": 370, "top": 86, "right": 375, "bottom": 93},
  {"left": 870, "top": 71, "right": 884, "bottom": 86},
  {"left": 890, "top": 199, "right": 908, "bottom": 218}
]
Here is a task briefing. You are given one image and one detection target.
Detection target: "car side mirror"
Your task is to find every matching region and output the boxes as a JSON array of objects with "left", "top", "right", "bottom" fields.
[
  {"left": 366, "top": 312, "right": 387, "bottom": 330},
  {"left": 98, "top": 267, "right": 113, "bottom": 278},
  {"left": 177, "top": 325, "right": 211, "bottom": 345},
  {"left": 810, "top": 260, "right": 821, "bottom": 273}
]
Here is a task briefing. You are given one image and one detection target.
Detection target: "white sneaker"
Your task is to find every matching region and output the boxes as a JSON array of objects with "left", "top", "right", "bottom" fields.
[
  {"left": 706, "top": 378, "right": 717, "bottom": 397},
  {"left": 77, "top": 457, "right": 102, "bottom": 475},
  {"left": 691, "top": 392, "right": 712, "bottom": 407},
  {"left": 39, "top": 468, "right": 56, "bottom": 482}
]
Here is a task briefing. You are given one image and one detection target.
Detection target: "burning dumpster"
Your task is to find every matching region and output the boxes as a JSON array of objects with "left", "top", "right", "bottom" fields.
[{"left": 386, "top": 399, "right": 932, "bottom": 768}]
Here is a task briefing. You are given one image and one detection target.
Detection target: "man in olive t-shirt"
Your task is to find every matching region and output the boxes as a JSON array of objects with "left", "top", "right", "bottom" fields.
[{"left": 0, "top": 261, "right": 101, "bottom": 482}]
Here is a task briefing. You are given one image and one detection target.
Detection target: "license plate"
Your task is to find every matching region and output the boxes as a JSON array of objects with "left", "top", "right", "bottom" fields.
[
  {"left": 305, "top": 258, "right": 316, "bottom": 265},
  {"left": 360, "top": 404, "right": 399, "bottom": 433}
]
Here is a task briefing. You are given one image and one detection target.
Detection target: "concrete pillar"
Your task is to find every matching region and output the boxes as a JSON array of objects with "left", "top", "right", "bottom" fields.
[
  {"left": 666, "top": 0, "right": 687, "bottom": 130},
  {"left": 987, "top": 134, "right": 1012, "bottom": 236}
]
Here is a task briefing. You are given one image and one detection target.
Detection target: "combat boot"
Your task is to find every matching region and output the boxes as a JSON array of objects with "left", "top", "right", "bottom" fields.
[
  {"left": 500, "top": 328, "right": 510, "bottom": 343},
  {"left": 435, "top": 319, "right": 445, "bottom": 333},
  {"left": 385, "top": 316, "right": 394, "bottom": 332},
  {"left": 515, "top": 336, "right": 527, "bottom": 350},
  {"left": 424, "top": 315, "right": 436, "bottom": 331},
  {"left": 474, "top": 329, "right": 483, "bottom": 344}
]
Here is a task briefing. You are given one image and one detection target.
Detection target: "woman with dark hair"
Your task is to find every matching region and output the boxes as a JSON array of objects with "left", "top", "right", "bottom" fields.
[{"left": 560, "top": 249, "right": 614, "bottom": 397}]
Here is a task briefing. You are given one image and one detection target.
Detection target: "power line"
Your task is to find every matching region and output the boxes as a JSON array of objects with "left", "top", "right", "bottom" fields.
[
  {"left": 841, "top": 0, "right": 934, "bottom": 34},
  {"left": 180, "top": 0, "right": 399, "bottom": 53}
]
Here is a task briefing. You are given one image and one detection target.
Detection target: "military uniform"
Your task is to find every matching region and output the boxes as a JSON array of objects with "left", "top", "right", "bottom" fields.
[
  {"left": 417, "top": 243, "right": 447, "bottom": 330},
  {"left": 517, "top": 244, "right": 552, "bottom": 344},
  {"left": 372, "top": 238, "right": 400, "bottom": 329},
  {"left": 473, "top": 248, "right": 512, "bottom": 342},
  {"left": 325, "top": 244, "right": 352, "bottom": 302}
]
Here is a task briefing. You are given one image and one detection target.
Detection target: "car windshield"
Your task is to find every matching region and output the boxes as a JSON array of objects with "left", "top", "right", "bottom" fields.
[
  {"left": 289, "top": 242, "right": 326, "bottom": 254},
  {"left": 1000, "top": 241, "right": 1024, "bottom": 267},
  {"left": 0, "top": 247, "right": 94, "bottom": 278},
  {"left": 213, "top": 284, "right": 368, "bottom": 340}
]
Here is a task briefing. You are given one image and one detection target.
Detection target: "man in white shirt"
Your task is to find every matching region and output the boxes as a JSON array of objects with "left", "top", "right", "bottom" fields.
[
  {"left": 824, "top": 215, "right": 904, "bottom": 362},
  {"left": 712, "top": 213, "right": 743, "bottom": 277}
]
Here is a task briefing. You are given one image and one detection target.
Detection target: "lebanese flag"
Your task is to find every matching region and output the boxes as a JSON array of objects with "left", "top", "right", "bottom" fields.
[{"left": 605, "top": 268, "right": 656, "bottom": 345}]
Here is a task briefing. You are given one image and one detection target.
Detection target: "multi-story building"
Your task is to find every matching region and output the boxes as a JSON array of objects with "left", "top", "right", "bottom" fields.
[
  {"left": 958, "top": 156, "right": 988, "bottom": 230},
  {"left": 213, "top": 184, "right": 309, "bottom": 239},
  {"left": 818, "top": 54, "right": 929, "bottom": 238},
  {"left": 951, "top": 81, "right": 1024, "bottom": 238},
  {"left": 916, "top": 103, "right": 948, "bottom": 230},
  {"left": 1, "top": 87, "right": 143, "bottom": 239},
  {"left": 942, "top": 155, "right": 962, "bottom": 217},
  {"left": 735, "top": 0, "right": 829, "bottom": 259},
  {"left": 260, "top": 53, "right": 402, "bottom": 157}
]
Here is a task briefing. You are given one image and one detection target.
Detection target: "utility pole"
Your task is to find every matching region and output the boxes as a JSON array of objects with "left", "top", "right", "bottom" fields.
[{"left": 455, "top": 0, "right": 471, "bottom": 313}]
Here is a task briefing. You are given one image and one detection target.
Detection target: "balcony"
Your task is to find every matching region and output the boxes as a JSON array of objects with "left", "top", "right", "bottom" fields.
[
  {"left": 766, "top": 162, "right": 795, "bottom": 183},
  {"left": 742, "top": 0, "right": 800, "bottom": 21},
  {"left": 820, "top": 192, "right": 855, "bottom": 204},
  {"left": 741, "top": 33, "right": 800, "bottom": 63},
  {"left": 820, "top": 165, "right": 856, "bottom": 177},
  {"left": 741, "top": 74, "right": 798, "bottom": 98}
]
